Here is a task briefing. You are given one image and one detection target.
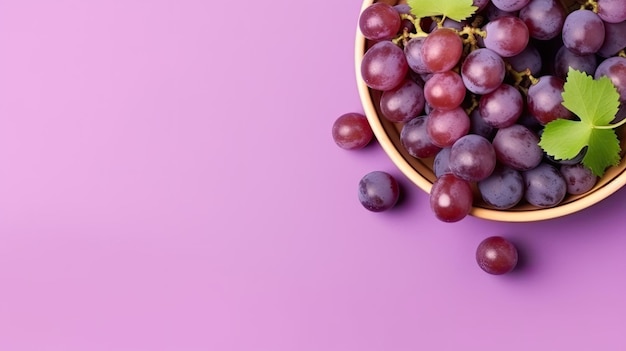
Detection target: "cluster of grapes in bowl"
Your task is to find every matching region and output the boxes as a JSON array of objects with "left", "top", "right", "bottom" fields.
[{"left": 355, "top": 0, "right": 626, "bottom": 222}]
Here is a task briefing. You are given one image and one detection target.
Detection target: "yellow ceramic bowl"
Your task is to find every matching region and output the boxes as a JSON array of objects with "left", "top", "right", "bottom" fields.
[{"left": 355, "top": 0, "right": 626, "bottom": 222}]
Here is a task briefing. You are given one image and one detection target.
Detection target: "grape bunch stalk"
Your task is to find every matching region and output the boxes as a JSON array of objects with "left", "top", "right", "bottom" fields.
[{"left": 358, "top": 0, "right": 626, "bottom": 222}]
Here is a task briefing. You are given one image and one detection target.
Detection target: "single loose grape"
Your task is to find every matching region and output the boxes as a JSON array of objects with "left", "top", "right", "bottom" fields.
[
  {"left": 476, "top": 236, "right": 518, "bottom": 275},
  {"left": 332, "top": 113, "right": 373, "bottom": 150},
  {"left": 358, "top": 171, "right": 400, "bottom": 212}
]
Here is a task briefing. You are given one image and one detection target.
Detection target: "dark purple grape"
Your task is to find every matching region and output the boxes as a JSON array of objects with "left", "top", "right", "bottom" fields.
[
  {"left": 527, "top": 75, "right": 573, "bottom": 125},
  {"left": 400, "top": 115, "right": 441, "bottom": 158},
  {"left": 430, "top": 173, "right": 473, "bottom": 222},
  {"left": 492, "top": 0, "right": 530, "bottom": 12},
  {"left": 332, "top": 112, "right": 373, "bottom": 150},
  {"left": 562, "top": 9, "right": 605, "bottom": 55},
  {"left": 505, "top": 44, "right": 542, "bottom": 76},
  {"left": 522, "top": 162, "right": 567, "bottom": 207},
  {"left": 594, "top": 57, "right": 626, "bottom": 102},
  {"left": 380, "top": 79, "right": 425, "bottom": 123},
  {"left": 560, "top": 163, "right": 597, "bottom": 195},
  {"left": 476, "top": 236, "right": 518, "bottom": 275},
  {"left": 461, "top": 48, "right": 506, "bottom": 95},
  {"left": 469, "top": 108, "right": 496, "bottom": 140},
  {"left": 483, "top": 16, "right": 530, "bottom": 57},
  {"left": 359, "top": 2, "right": 402, "bottom": 41},
  {"left": 433, "top": 147, "right": 452, "bottom": 178},
  {"left": 357, "top": 171, "right": 400, "bottom": 212},
  {"left": 598, "top": 21, "right": 626, "bottom": 58},
  {"left": 478, "top": 165, "right": 524, "bottom": 209},
  {"left": 492, "top": 124, "right": 543, "bottom": 171},
  {"left": 404, "top": 37, "right": 431, "bottom": 74},
  {"left": 479, "top": 83, "right": 524, "bottom": 128},
  {"left": 597, "top": 0, "right": 626, "bottom": 23},
  {"left": 519, "top": 0, "right": 566, "bottom": 40},
  {"left": 553, "top": 45, "right": 597, "bottom": 80},
  {"left": 449, "top": 134, "right": 497, "bottom": 182}
]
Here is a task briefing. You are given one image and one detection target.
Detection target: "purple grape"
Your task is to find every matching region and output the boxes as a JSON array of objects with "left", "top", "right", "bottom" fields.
[
  {"left": 332, "top": 113, "right": 373, "bottom": 150},
  {"left": 479, "top": 83, "right": 524, "bottom": 128},
  {"left": 560, "top": 163, "right": 597, "bottom": 195},
  {"left": 562, "top": 9, "right": 605, "bottom": 55},
  {"left": 519, "top": 0, "right": 566, "bottom": 40},
  {"left": 478, "top": 165, "right": 524, "bottom": 209},
  {"left": 433, "top": 147, "right": 452, "bottom": 178},
  {"left": 505, "top": 44, "right": 542, "bottom": 76},
  {"left": 380, "top": 79, "right": 425, "bottom": 123},
  {"left": 553, "top": 45, "right": 597, "bottom": 80},
  {"left": 522, "top": 162, "right": 567, "bottom": 208},
  {"left": 359, "top": 2, "right": 402, "bottom": 41},
  {"left": 430, "top": 173, "right": 473, "bottom": 222},
  {"left": 469, "top": 108, "right": 496, "bottom": 140},
  {"left": 400, "top": 115, "right": 441, "bottom": 158},
  {"left": 597, "top": 0, "right": 626, "bottom": 23},
  {"left": 492, "top": 0, "right": 530, "bottom": 12},
  {"left": 404, "top": 37, "right": 431, "bottom": 74},
  {"left": 594, "top": 56, "right": 626, "bottom": 102},
  {"left": 421, "top": 27, "right": 463, "bottom": 72},
  {"left": 598, "top": 21, "right": 626, "bottom": 58},
  {"left": 357, "top": 171, "right": 400, "bottom": 212},
  {"left": 424, "top": 71, "right": 466, "bottom": 110},
  {"left": 449, "top": 134, "right": 497, "bottom": 182},
  {"left": 476, "top": 236, "right": 518, "bottom": 275},
  {"left": 426, "top": 107, "right": 471, "bottom": 148},
  {"left": 527, "top": 75, "right": 573, "bottom": 125},
  {"left": 483, "top": 16, "right": 530, "bottom": 57},
  {"left": 461, "top": 48, "right": 506, "bottom": 95},
  {"left": 492, "top": 124, "right": 543, "bottom": 171},
  {"left": 361, "top": 41, "right": 409, "bottom": 91}
]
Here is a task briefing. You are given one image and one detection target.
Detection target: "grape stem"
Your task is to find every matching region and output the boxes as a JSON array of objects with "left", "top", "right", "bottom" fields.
[{"left": 580, "top": 0, "right": 599, "bottom": 12}]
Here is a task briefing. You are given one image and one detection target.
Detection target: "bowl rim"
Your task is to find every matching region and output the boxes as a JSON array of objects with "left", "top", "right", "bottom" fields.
[{"left": 354, "top": 0, "right": 626, "bottom": 222}]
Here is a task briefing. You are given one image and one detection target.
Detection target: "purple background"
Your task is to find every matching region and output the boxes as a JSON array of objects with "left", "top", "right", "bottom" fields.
[{"left": 1, "top": 0, "right": 625, "bottom": 350}]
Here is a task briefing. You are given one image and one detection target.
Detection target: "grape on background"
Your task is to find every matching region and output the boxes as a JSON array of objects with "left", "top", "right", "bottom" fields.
[
  {"left": 522, "top": 162, "right": 567, "bottom": 208},
  {"left": 357, "top": 171, "right": 400, "bottom": 212},
  {"left": 461, "top": 48, "right": 506, "bottom": 95},
  {"left": 361, "top": 40, "right": 409, "bottom": 91},
  {"left": 479, "top": 83, "right": 524, "bottom": 128},
  {"left": 421, "top": 27, "right": 463, "bottom": 73},
  {"left": 332, "top": 112, "right": 373, "bottom": 150},
  {"left": 597, "top": 0, "right": 626, "bottom": 24},
  {"left": 594, "top": 56, "right": 626, "bottom": 102},
  {"left": 449, "top": 134, "right": 497, "bottom": 182},
  {"left": 476, "top": 236, "right": 519, "bottom": 275},
  {"left": 423, "top": 71, "right": 466, "bottom": 111},
  {"left": 561, "top": 9, "right": 605, "bottom": 55},
  {"left": 492, "top": 124, "right": 543, "bottom": 171},
  {"left": 359, "top": 2, "right": 402, "bottom": 41},
  {"left": 560, "top": 163, "right": 597, "bottom": 195},
  {"left": 527, "top": 75, "right": 573, "bottom": 125},
  {"left": 482, "top": 15, "right": 530, "bottom": 57},
  {"left": 429, "top": 173, "right": 473, "bottom": 222},
  {"left": 426, "top": 107, "right": 471, "bottom": 148},
  {"left": 478, "top": 165, "right": 524, "bottom": 209},
  {"left": 380, "top": 79, "right": 426, "bottom": 123},
  {"left": 518, "top": 0, "right": 566, "bottom": 40},
  {"left": 400, "top": 115, "right": 442, "bottom": 158}
]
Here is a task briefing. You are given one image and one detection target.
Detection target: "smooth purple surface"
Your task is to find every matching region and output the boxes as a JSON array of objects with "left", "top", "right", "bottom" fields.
[{"left": 1, "top": 1, "right": 626, "bottom": 350}]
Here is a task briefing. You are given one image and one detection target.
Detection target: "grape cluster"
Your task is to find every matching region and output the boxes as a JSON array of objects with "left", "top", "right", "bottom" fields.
[{"left": 358, "top": 0, "right": 626, "bottom": 222}]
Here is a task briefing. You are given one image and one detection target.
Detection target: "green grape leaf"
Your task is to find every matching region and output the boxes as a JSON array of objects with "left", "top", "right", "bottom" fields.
[
  {"left": 407, "top": 0, "right": 477, "bottom": 22},
  {"left": 539, "top": 68, "right": 622, "bottom": 177}
]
